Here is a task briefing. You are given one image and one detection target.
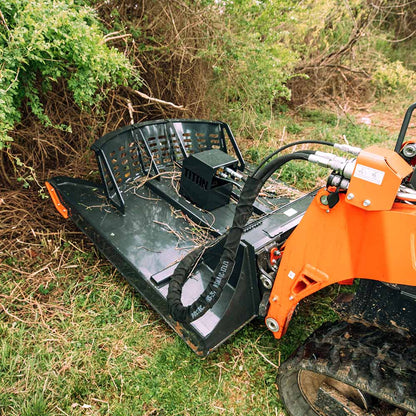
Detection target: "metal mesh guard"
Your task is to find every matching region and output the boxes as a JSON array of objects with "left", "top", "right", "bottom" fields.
[{"left": 91, "top": 119, "right": 244, "bottom": 212}]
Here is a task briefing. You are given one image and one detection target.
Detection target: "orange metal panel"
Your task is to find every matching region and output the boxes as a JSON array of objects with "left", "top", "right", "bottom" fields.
[
  {"left": 266, "top": 147, "right": 416, "bottom": 339},
  {"left": 347, "top": 146, "right": 412, "bottom": 211},
  {"left": 45, "top": 181, "right": 69, "bottom": 219}
]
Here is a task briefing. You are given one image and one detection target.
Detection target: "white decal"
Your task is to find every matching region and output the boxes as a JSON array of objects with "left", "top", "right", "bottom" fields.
[
  {"left": 288, "top": 271, "right": 296, "bottom": 280},
  {"left": 284, "top": 208, "right": 297, "bottom": 217},
  {"left": 353, "top": 164, "right": 385, "bottom": 185}
]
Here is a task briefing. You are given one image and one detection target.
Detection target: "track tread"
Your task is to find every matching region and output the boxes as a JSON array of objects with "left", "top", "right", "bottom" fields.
[{"left": 278, "top": 321, "right": 416, "bottom": 416}]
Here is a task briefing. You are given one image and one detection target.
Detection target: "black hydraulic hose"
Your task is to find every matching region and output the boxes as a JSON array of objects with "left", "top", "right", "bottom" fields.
[
  {"left": 167, "top": 151, "right": 312, "bottom": 323},
  {"left": 254, "top": 149, "right": 315, "bottom": 182},
  {"left": 252, "top": 140, "right": 334, "bottom": 176},
  {"left": 221, "top": 177, "right": 243, "bottom": 189}
]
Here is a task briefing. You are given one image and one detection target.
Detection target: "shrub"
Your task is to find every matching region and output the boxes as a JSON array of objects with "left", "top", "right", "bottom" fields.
[
  {"left": 202, "top": 0, "right": 298, "bottom": 135},
  {"left": 373, "top": 61, "right": 416, "bottom": 94},
  {"left": 0, "top": 0, "right": 135, "bottom": 149}
]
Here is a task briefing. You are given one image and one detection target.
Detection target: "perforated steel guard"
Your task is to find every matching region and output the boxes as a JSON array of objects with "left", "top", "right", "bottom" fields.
[{"left": 91, "top": 119, "right": 245, "bottom": 213}]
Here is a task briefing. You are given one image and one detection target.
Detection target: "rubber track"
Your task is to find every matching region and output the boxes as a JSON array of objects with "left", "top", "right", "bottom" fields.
[{"left": 278, "top": 321, "right": 416, "bottom": 416}]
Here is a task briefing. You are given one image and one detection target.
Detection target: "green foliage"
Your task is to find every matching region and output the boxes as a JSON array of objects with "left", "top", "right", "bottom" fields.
[
  {"left": 300, "top": 1, "right": 372, "bottom": 47},
  {"left": 198, "top": 0, "right": 416, "bottom": 138},
  {"left": 301, "top": 108, "right": 339, "bottom": 126},
  {"left": 372, "top": 61, "right": 416, "bottom": 94},
  {"left": 0, "top": 0, "right": 135, "bottom": 148},
  {"left": 201, "top": 0, "right": 298, "bottom": 135},
  {"left": 278, "top": 160, "right": 328, "bottom": 190}
]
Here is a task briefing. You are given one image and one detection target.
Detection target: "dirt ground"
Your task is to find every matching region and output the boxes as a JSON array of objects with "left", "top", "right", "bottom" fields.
[{"left": 354, "top": 109, "right": 416, "bottom": 136}]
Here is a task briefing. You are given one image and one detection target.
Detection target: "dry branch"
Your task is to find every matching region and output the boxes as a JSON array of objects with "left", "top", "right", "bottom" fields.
[{"left": 132, "top": 89, "right": 186, "bottom": 110}]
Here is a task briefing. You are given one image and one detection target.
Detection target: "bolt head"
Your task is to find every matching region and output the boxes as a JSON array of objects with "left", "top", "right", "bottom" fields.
[
  {"left": 261, "top": 275, "right": 273, "bottom": 289},
  {"left": 266, "top": 318, "right": 280, "bottom": 333},
  {"left": 347, "top": 193, "right": 355, "bottom": 200},
  {"left": 363, "top": 199, "right": 371, "bottom": 207}
]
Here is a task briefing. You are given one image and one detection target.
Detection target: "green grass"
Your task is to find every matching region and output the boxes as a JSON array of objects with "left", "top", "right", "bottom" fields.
[
  {"left": 0, "top": 236, "right": 340, "bottom": 416},
  {"left": 244, "top": 108, "right": 396, "bottom": 190}
]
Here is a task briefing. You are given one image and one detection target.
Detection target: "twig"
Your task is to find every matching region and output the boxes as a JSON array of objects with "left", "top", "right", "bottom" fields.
[
  {"left": 0, "top": 303, "right": 36, "bottom": 324},
  {"left": 386, "top": 29, "right": 416, "bottom": 43},
  {"left": 55, "top": 406, "right": 71, "bottom": 416},
  {"left": 133, "top": 89, "right": 186, "bottom": 110},
  {"left": 127, "top": 99, "right": 135, "bottom": 125},
  {"left": 0, "top": 9, "right": 10, "bottom": 33},
  {"left": 3, "top": 67, "right": 20, "bottom": 93},
  {"left": 153, "top": 220, "right": 184, "bottom": 240},
  {"left": 297, "top": 64, "right": 370, "bottom": 77},
  {"left": 254, "top": 345, "right": 280, "bottom": 370},
  {"left": 136, "top": 246, "right": 161, "bottom": 253},
  {"left": 104, "top": 34, "right": 132, "bottom": 43}
]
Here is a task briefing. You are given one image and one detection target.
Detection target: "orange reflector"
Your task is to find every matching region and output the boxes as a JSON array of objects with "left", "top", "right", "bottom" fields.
[{"left": 45, "top": 181, "right": 69, "bottom": 219}]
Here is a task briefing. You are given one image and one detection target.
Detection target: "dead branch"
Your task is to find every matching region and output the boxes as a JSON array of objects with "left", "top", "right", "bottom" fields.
[
  {"left": 103, "top": 33, "right": 132, "bottom": 43},
  {"left": 131, "top": 89, "right": 186, "bottom": 110}
]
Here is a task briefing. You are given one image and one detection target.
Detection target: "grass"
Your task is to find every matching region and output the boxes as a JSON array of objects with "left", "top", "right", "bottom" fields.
[
  {"left": 244, "top": 107, "right": 397, "bottom": 190},
  {"left": 0, "top": 107, "right": 403, "bottom": 415},
  {"left": 0, "top": 235, "right": 340, "bottom": 416}
]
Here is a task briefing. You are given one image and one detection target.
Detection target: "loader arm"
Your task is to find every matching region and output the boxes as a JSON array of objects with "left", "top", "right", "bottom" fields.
[{"left": 266, "top": 145, "right": 416, "bottom": 338}]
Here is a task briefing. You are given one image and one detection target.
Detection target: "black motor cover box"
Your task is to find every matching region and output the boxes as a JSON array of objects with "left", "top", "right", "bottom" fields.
[{"left": 179, "top": 149, "right": 238, "bottom": 210}]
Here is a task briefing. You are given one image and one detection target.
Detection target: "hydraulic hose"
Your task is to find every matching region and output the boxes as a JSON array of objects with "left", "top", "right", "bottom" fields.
[
  {"left": 252, "top": 140, "right": 334, "bottom": 176},
  {"left": 167, "top": 151, "right": 312, "bottom": 323}
]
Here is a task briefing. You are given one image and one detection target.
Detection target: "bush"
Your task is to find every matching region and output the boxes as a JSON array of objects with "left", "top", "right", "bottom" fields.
[
  {"left": 0, "top": 0, "right": 136, "bottom": 149},
  {"left": 202, "top": 0, "right": 298, "bottom": 135},
  {"left": 373, "top": 61, "right": 416, "bottom": 93}
]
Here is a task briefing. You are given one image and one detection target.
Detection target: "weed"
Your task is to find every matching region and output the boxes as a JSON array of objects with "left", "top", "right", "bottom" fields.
[
  {"left": 300, "top": 108, "right": 339, "bottom": 126},
  {"left": 20, "top": 393, "right": 51, "bottom": 416},
  {"left": 286, "top": 123, "right": 303, "bottom": 134}
]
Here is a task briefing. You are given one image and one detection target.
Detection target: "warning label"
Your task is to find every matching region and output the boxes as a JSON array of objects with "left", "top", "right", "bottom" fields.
[{"left": 353, "top": 164, "right": 385, "bottom": 185}]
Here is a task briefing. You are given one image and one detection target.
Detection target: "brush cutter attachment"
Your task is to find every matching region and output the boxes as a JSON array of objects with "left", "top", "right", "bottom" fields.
[{"left": 47, "top": 119, "right": 314, "bottom": 355}]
